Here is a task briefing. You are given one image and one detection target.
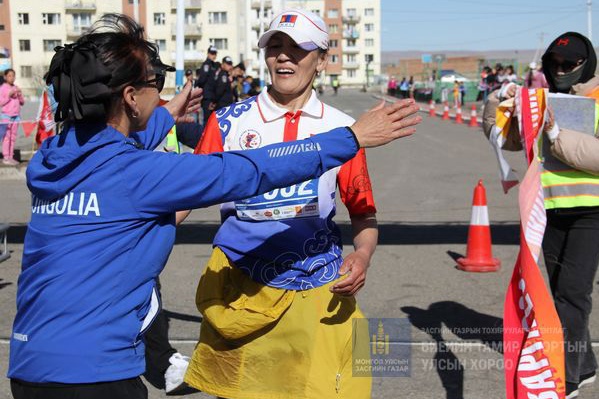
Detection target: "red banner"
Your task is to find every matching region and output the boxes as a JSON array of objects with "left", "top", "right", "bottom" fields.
[
  {"left": 504, "top": 227, "right": 566, "bottom": 399},
  {"left": 503, "top": 89, "right": 565, "bottom": 399},
  {"left": 36, "top": 90, "right": 55, "bottom": 146}
]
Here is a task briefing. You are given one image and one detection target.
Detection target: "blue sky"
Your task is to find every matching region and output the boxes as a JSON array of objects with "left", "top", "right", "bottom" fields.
[{"left": 381, "top": 0, "right": 598, "bottom": 51}]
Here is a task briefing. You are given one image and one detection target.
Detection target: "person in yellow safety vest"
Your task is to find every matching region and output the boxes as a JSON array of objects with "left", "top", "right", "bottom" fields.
[
  {"left": 165, "top": 125, "right": 180, "bottom": 154},
  {"left": 483, "top": 32, "right": 599, "bottom": 399}
]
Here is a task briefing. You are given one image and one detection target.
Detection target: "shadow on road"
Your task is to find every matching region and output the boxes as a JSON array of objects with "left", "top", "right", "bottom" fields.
[
  {"left": 163, "top": 309, "right": 202, "bottom": 324},
  {"left": 402, "top": 301, "right": 503, "bottom": 399},
  {"left": 4, "top": 222, "right": 520, "bottom": 246},
  {"left": 174, "top": 221, "right": 520, "bottom": 246},
  {"left": 0, "top": 278, "right": 12, "bottom": 290}
]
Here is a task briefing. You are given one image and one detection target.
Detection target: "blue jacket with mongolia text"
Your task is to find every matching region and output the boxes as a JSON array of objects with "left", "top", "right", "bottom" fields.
[{"left": 8, "top": 107, "right": 358, "bottom": 384}]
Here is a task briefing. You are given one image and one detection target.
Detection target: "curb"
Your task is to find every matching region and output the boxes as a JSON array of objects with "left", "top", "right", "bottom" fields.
[{"left": 0, "top": 163, "right": 27, "bottom": 180}]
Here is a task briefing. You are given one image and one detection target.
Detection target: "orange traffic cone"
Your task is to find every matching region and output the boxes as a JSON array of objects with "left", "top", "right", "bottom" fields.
[
  {"left": 457, "top": 180, "right": 501, "bottom": 272},
  {"left": 429, "top": 99, "right": 435, "bottom": 117},
  {"left": 442, "top": 101, "right": 450, "bottom": 120},
  {"left": 469, "top": 105, "right": 478, "bottom": 127},
  {"left": 455, "top": 106, "right": 463, "bottom": 124}
]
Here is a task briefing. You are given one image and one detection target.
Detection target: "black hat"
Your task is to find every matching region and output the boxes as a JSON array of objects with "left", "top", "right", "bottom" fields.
[
  {"left": 208, "top": 45, "right": 218, "bottom": 54},
  {"left": 234, "top": 62, "right": 246, "bottom": 71},
  {"left": 547, "top": 33, "right": 588, "bottom": 61},
  {"left": 541, "top": 31, "right": 597, "bottom": 92},
  {"left": 222, "top": 56, "right": 233, "bottom": 65},
  {"left": 185, "top": 68, "right": 193, "bottom": 75},
  {"left": 152, "top": 55, "right": 175, "bottom": 74}
]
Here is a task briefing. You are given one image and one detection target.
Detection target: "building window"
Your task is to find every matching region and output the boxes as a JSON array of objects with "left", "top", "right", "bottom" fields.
[
  {"left": 328, "top": 24, "right": 338, "bottom": 34},
  {"left": 329, "top": 39, "right": 338, "bottom": 48},
  {"left": 346, "top": 39, "right": 356, "bottom": 47},
  {"left": 311, "top": 9, "right": 320, "bottom": 16},
  {"left": 330, "top": 55, "right": 338, "bottom": 64},
  {"left": 365, "top": 23, "right": 374, "bottom": 32},
  {"left": 154, "top": 13, "right": 166, "bottom": 25},
  {"left": 0, "top": 25, "right": 4, "bottom": 31},
  {"left": 43, "top": 39, "right": 62, "bottom": 52},
  {"left": 18, "top": 13, "right": 29, "bottom": 25},
  {"left": 346, "top": 8, "right": 357, "bottom": 18},
  {"left": 19, "top": 40, "right": 31, "bottom": 52},
  {"left": 365, "top": 38, "right": 374, "bottom": 47},
  {"left": 347, "top": 69, "right": 356, "bottom": 78},
  {"left": 184, "top": 39, "right": 198, "bottom": 51},
  {"left": 346, "top": 54, "right": 356, "bottom": 63},
  {"left": 185, "top": 12, "right": 197, "bottom": 24},
  {"left": 72, "top": 13, "right": 92, "bottom": 32},
  {"left": 208, "top": 12, "right": 227, "bottom": 24},
  {"left": 364, "top": 8, "right": 375, "bottom": 16},
  {"left": 365, "top": 54, "right": 374, "bottom": 62},
  {"left": 327, "top": 9, "right": 338, "bottom": 18},
  {"left": 155, "top": 39, "right": 167, "bottom": 52},
  {"left": 210, "top": 38, "right": 228, "bottom": 50},
  {"left": 42, "top": 13, "right": 61, "bottom": 25},
  {"left": 21, "top": 65, "right": 32, "bottom": 78},
  {"left": 128, "top": 0, "right": 141, "bottom": 3}
]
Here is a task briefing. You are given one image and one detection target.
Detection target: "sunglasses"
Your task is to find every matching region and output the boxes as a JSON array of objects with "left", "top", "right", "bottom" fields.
[{"left": 137, "top": 73, "right": 165, "bottom": 93}]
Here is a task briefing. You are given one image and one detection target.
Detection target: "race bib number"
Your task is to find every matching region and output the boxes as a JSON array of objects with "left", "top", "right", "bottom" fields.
[{"left": 235, "top": 179, "right": 320, "bottom": 221}]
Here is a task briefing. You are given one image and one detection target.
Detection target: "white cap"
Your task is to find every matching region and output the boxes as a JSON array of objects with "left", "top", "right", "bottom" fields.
[
  {"left": 258, "top": 9, "right": 328, "bottom": 51},
  {"left": 529, "top": 61, "right": 537, "bottom": 69}
]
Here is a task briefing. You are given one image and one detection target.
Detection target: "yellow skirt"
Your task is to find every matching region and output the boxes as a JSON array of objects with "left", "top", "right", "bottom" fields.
[{"left": 184, "top": 247, "right": 372, "bottom": 399}]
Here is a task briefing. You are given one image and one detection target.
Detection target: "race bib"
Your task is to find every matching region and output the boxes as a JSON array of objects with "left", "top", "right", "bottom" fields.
[{"left": 235, "top": 179, "right": 320, "bottom": 221}]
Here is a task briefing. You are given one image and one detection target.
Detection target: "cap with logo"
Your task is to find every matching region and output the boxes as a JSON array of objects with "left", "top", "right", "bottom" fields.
[
  {"left": 258, "top": 9, "right": 329, "bottom": 51},
  {"left": 548, "top": 33, "right": 588, "bottom": 61},
  {"left": 222, "top": 56, "right": 233, "bottom": 65},
  {"left": 208, "top": 45, "right": 218, "bottom": 54}
]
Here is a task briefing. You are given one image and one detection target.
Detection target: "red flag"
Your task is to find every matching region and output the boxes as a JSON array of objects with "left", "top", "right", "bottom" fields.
[
  {"left": 21, "top": 121, "right": 37, "bottom": 137},
  {"left": 36, "top": 90, "right": 55, "bottom": 146}
]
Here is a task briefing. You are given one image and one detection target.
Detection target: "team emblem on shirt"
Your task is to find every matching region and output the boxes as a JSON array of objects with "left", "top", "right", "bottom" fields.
[{"left": 238, "top": 129, "right": 262, "bottom": 149}]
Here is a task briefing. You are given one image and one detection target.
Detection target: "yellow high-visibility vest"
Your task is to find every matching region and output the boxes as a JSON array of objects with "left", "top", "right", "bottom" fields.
[
  {"left": 540, "top": 91, "right": 599, "bottom": 209},
  {"left": 165, "top": 125, "right": 180, "bottom": 154}
]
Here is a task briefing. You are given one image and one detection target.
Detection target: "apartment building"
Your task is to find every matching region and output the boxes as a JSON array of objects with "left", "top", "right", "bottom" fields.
[
  {"left": 0, "top": 0, "right": 380, "bottom": 94},
  {"left": 283, "top": 0, "right": 381, "bottom": 87}
]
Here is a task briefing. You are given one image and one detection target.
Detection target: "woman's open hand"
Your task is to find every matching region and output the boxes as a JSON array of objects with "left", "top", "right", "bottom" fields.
[
  {"left": 164, "top": 81, "right": 203, "bottom": 123},
  {"left": 351, "top": 99, "right": 421, "bottom": 148}
]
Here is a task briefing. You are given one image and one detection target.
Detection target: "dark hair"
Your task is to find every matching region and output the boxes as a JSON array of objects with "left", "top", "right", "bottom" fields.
[
  {"left": 46, "top": 13, "right": 165, "bottom": 122},
  {"left": 4, "top": 68, "right": 15, "bottom": 75}
]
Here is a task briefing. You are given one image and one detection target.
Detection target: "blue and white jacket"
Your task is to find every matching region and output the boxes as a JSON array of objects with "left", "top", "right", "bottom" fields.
[{"left": 8, "top": 106, "right": 358, "bottom": 383}]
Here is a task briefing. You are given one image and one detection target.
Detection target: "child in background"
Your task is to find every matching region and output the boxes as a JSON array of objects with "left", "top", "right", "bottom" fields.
[{"left": 0, "top": 69, "right": 25, "bottom": 165}]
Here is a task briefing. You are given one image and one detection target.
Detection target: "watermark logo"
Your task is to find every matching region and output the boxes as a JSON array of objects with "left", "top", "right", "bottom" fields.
[{"left": 353, "top": 318, "right": 411, "bottom": 377}]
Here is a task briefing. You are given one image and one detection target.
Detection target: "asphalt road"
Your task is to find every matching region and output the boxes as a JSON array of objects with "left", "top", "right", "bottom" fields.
[{"left": 0, "top": 88, "right": 597, "bottom": 399}]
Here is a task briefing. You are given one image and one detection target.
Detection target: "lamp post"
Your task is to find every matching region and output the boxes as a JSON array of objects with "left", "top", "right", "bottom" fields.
[{"left": 365, "top": 54, "right": 373, "bottom": 88}]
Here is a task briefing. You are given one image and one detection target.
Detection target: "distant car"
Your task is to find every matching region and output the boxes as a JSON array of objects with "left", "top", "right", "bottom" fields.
[{"left": 439, "top": 72, "right": 470, "bottom": 83}]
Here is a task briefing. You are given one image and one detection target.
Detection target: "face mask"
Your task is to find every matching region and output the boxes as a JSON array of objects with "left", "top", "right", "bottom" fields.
[{"left": 553, "top": 60, "right": 586, "bottom": 91}]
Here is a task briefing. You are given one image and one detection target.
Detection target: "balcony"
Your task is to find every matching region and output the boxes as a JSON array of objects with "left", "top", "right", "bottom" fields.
[
  {"left": 171, "top": 0, "right": 202, "bottom": 10},
  {"left": 342, "top": 15, "right": 360, "bottom": 24},
  {"left": 171, "top": 23, "right": 202, "bottom": 37},
  {"left": 65, "top": 2, "right": 96, "bottom": 12},
  {"left": 343, "top": 45, "right": 359, "bottom": 54},
  {"left": 170, "top": 50, "right": 203, "bottom": 61},
  {"left": 251, "top": 0, "right": 272, "bottom": 9},
  {"left": 342, "top": 29, "right": 359, "bottom": 39},
  {"left": 342, "top": 61, "right": 360, "bottom": 69},
  {"left": 66, "top": 26, "right": 92, "bottom": 39},
  {"left": 251, "top": 20, "right": 268, "bottom": 31}
]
